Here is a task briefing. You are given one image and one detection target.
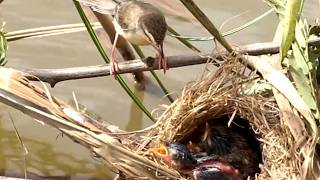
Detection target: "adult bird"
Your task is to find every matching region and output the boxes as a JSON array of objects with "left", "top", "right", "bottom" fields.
[{"left": 76, "top": 0, "right": 168, "bottom": 75}]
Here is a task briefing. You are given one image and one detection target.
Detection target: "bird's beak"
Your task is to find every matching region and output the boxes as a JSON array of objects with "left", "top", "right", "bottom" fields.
[
  {"left": 156, "top": 42, "right": 167, "bottom": 73},
  {"left": 150, "top": 41, "right": 164, "bottom": 60},
  {"left": 150, "top": 145, "right": 168, "bottom": 157},
  {"left": 157, "top": 43, "right": 165, "bottom": 59}
]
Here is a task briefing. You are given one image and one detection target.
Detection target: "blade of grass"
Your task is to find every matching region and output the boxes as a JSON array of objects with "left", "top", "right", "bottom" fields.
[
  {"left": 0, "top": 27, "right": 8, "bottom": 66},
  {"left": 131, "top": 44, "right": 175, "bottom": 103},
  {"left": 223, "top": 8, "right": 274, "bottom": 37},
  {"left": 179, "top": 0, "right": 233, "bottom": 52},
  {"left": 5, "top": 23, "right": 102, "bottom": 41},
  {"left": 9, "top": 113, "right": 28, "bottom": 179},
  {"left": 168, "top": 8, "right": 274, "bottom": 41},
  {"left": 72, "top": 1, "right": 155, "bottom": 122},
  {"left": 167, "top": 26, "right": 201, "bottom": 52}
]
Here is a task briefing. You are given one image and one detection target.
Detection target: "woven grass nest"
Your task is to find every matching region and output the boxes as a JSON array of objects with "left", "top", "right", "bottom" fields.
[
  {"left": 1, "top": 55, "right": 318, "bottom": 180},
  {"left": 130, "top": 56, "right": 318, "bottom": 180}
]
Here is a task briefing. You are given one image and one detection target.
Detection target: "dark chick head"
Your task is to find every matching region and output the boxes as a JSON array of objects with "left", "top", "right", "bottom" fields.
[
  {"left": 202, "top": 135, "right": 232, "bottom": 156},
  {"left": 152, "top": 142, "right": 197, "bottom": 170},
  {"left": 199, "top": 124, "right": 261, "bottom": 178},
  {"left": 166, "top": 143, "right": 197, "bottom": 169},
  {"left": 193, "top": 162, "right": 242, "bottom": 180},
  {"left": 193, "top": 167, "right": 232, "bottom": 180}
]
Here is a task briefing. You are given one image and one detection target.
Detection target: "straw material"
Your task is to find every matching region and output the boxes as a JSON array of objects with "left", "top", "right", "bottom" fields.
[
  {"left": 144, "top": 55, "right": 318, "bottom": 179},
  {"left": 0, "top": 53, "right": 318, "bottom": 179}
]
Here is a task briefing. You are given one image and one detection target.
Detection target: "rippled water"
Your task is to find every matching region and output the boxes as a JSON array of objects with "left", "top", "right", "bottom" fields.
[{"left": 0, "top": 0, "right": 318, "bottom": 179}]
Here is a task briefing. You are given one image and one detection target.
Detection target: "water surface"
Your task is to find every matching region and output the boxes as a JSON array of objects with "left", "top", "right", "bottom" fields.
[{"left": 0, "top": 0, "right": 317, "bottom": 179}]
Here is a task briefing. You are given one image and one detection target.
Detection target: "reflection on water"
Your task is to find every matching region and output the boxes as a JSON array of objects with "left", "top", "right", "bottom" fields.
[
  {"left": 0, "top": 129, "right": 112, "bottom": 179},
  {"left": 125, "top": 88, "right": 144, "bottom": 131},
  {"left": 0, "top": 116, "right": 111, "bottom": 179},
  {"left": 0, "top": 0, "right": 319, "bottom": 179}
]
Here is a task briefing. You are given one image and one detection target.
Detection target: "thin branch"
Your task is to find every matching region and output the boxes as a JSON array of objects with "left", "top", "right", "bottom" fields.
[{"left": 15, "top": 37, "right": 320, "bottom": 87}]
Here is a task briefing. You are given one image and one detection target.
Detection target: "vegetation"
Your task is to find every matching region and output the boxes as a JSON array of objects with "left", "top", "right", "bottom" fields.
[{"left": 0, "top": 0, "right": 319, "bottom": 179}]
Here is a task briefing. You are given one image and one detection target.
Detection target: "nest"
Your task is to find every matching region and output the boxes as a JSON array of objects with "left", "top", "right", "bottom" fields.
[
  {"left": 140, "top": 55, "right": 317, "bottom": 179},
  {"left": 1, "top": 54, "right": 318, "bottom": 179}
]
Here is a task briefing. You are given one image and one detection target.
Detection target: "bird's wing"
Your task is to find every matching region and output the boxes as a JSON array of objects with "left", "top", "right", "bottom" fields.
[{"left": 75, "top": 0, "right": 116, "bottom": 15}]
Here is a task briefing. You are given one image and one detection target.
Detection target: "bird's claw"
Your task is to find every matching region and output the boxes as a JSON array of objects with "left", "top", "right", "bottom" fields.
[{"left": 110, "top": 62, "right": 120, "bottom": 77}]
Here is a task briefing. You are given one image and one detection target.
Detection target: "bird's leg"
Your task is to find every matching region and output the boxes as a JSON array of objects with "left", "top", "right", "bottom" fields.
[{"left": 110, "top": 32, "right": 120, "bottom": 76}]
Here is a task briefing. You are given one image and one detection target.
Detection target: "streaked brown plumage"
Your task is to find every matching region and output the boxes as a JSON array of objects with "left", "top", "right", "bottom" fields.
[
  {"left": 111, "top": 0, "right": 168, "bottom": 74},
  {"left": 76, "top": 0, "right": 168, "bottom": 74}
]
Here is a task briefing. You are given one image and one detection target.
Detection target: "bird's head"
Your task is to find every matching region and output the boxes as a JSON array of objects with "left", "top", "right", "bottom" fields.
[
  {"left": 151, "top": 142, "right": 197, "bottom": 170},
  {"left": 139, "top": 13, "right": 167, "bottom": 58},
  {"left": 193, "top": 166, "right": 232, "bottom": 180},
  {"left": 193, "top": 162, "right": 242, "bottom": 180}
]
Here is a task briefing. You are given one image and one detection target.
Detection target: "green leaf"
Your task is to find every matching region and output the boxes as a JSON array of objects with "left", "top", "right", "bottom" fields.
[
  {"left": 288, "top": 21, "right": 319, "bottom": 120},
  {"left": 0, "top": 31, "right": 8, "bottom": 66},
  {"left": 243, "top": 79, "right": 272, "bottom": 96},
  {"left": 280, "top": 0, "right": 303, "bottom": 60},
  {"left": 290, "top": 44, "right": 316, "bottom": 107}
]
